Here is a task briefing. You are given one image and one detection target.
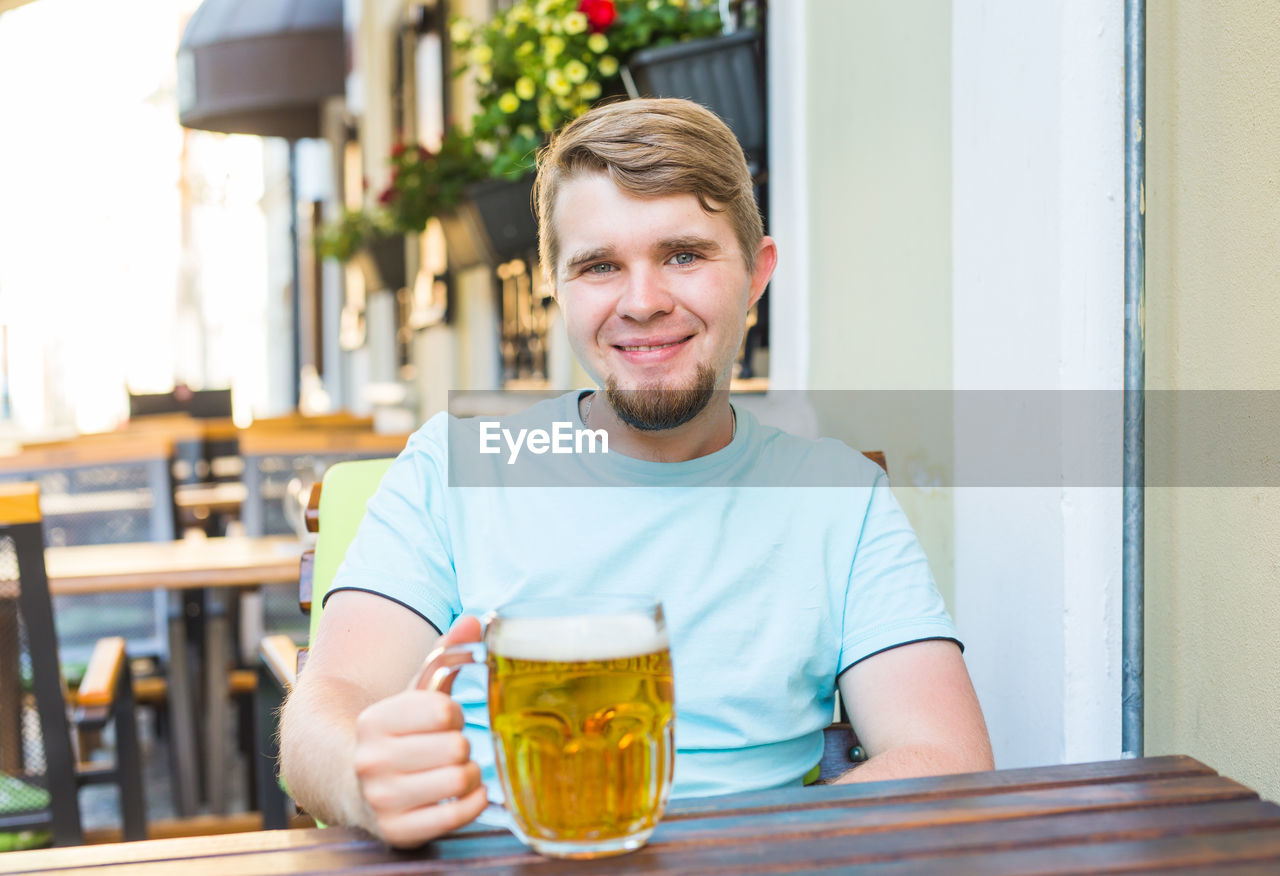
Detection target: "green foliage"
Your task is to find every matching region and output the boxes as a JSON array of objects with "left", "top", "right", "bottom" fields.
[
  {"left": 317, "top": 0, "right": 723, "bottom": 262},
  {"left": 315, "top": 208, "right": 382, "bottom": 263},
  {"left": 378, "top": 129, "right": 490, "bottom": 234},
  {"left": 454, "top": 0, "right": 721, "bottom": 179}
]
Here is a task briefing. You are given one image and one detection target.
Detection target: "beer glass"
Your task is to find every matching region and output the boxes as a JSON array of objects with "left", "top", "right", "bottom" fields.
[{"left": 425, "top": 596, "right": 675, "bottom": 859}]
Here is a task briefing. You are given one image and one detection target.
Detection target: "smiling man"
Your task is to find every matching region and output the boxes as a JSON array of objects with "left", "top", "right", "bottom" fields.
[{"left": 280, "top": 99, "right": 993, "bottom": 849}]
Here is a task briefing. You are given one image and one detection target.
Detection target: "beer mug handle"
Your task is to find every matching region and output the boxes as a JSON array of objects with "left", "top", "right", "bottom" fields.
[
  {"left": 413, "top": 641, "right": 506, "bottom": 822},
  {"left": 416, "top": 641, "right": 487, "bottom": 693}
]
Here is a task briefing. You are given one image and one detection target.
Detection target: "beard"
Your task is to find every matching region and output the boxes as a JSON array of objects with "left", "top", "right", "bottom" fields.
[{"left": 604, "top": 362, "right": 718, "bottom": 431}]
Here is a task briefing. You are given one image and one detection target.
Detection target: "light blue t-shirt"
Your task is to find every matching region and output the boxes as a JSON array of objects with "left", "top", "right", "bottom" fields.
[{"left": 328, "top": 391, "right": 959, "bottom": 800}]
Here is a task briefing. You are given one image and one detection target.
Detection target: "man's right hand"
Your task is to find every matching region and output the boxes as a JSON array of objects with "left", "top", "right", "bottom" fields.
[{"left": 352, "top": 616, "right": 488, "bottom": 848}]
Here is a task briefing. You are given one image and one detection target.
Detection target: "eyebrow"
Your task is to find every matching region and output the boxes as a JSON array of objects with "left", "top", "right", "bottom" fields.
[
  {"left": 564, "top": 246, "right": 617, "bottom": 273},
  {"left": 658, "top": 236, "right": 722, "bottom": 254},
  {"left": 563, "top": 237, "right": 724, "bottom": 273}
]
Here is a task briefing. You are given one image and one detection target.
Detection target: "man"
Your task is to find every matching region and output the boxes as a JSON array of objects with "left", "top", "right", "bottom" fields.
[{"left": 280, "top": 98, "right": 993, "bottom": 849}]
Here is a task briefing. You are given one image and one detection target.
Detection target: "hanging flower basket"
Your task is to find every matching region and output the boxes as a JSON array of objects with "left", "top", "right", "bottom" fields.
[
  {"left": 355, "top": 234, "right": 407, "bottom": 293},
  {"left": 455, "top": 175, "right": 539, "bottom": 267},
  {"left": 437, "top": 212, "right": 487, "bottom": 271},
  {"left": 623, "top": 29, "right": 766, "bottom": 168}
]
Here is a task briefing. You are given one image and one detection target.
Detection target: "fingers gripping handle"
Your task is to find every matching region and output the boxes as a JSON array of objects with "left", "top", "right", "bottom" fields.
[
  {"left": 415, "top": 641, "right": 486, "bottom": 692},
  {"left": 413, "top": 640, "right": 504, "bottom": 821}
]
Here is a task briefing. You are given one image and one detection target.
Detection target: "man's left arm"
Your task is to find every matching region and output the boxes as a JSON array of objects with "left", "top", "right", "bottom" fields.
[{"left": 832, "top": 639, "right": 994, "bottom": 784}]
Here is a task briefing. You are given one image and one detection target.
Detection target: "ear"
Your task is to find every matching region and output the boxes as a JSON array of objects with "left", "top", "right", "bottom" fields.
[{"left": 747, "top": 236, "right": 778, "bottom": 310}]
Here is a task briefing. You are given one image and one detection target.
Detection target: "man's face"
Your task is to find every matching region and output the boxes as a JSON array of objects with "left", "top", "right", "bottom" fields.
[{"left": 552, "top": 173, "right": 775, "bottom": 428}]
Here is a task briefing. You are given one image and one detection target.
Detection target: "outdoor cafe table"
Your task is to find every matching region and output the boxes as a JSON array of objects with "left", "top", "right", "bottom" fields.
[
  {"left": 43, "top": 535, "right": 303, "bottom": 818},
  {"left": 4, "top": 755, "right": 1280, "bottom": 873}
]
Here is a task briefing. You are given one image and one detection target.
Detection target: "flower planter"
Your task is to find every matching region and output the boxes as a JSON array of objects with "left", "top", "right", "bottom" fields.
[
  {"left": 454, "top": 175, "right": 540, "bottom": 267},
  {"left": 356, "top": 234, "right": 407, "bottom": 292},
  {"left": 624, "top": 29, "right": 766, "bottom": 167},
  {"left": 437, "top": 211, "right": 487, "bottom": 271}
]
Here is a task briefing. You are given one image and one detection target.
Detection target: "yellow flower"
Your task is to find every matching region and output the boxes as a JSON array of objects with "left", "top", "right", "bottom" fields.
[
  {"left": 671, "top": 0, "right": 685, "bottom": 7},
  {"left": 579, "top": 80, "right": 602, "bottom": 101},
  {"left": 512, "top": 5, "right": 532, "bottom": 23},
  {"left": 517, "top": 124, "right": 537, "bottom": 140},
  {"left": 546, "top": 67, "right": 572, "bottom": 96},
  {"left": 515, "top": 76, "right": 536, "bottom": 100},
  {"left": 647, "top": 0, "right": 661, "bottom": 9},
  {"left": 588, "top": 33, "right": 608, "bottom": 53},
  {"left": 476, "top": 65, "right": 492, "bottom": 84},
  {"left": 598, "top": 55, "right": 618, "bottom": 77},
  {"left": 544, "top": 35, "right": 565, "bottom": 59},
  {"left": 516, "top": 40, "right": 535, "bottom": 56},
  {"left": 555, "top": 94, "right": 574, "bottom": 110},
  {"left": 498, "top": 92, "right": 521, "bottom": 113},
  {"left": 564, "top": 59, "right": 589, "bottom": 84},
  {"left": 563, "top": 11, "right": 588, "bottom": 35},
  {"left": 472, "top": 44, "right": 493, "bottom": 65},
  {"left": 450, "top": 20, "right": 472, "bottom": 43}
]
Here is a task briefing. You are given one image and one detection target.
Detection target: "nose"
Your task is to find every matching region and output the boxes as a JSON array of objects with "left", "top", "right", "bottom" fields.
[{"left": 616, "top": 265, "right": 674, "bottom": 322}]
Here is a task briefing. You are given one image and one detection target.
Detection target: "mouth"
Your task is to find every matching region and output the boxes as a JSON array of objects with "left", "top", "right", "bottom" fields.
[{"left": 614, "top": 335, "right": 694, "bottom": 353}]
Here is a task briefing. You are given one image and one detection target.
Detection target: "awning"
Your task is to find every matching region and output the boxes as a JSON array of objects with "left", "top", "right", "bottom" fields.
[
  {"left": 177, "top": 0, "right": 345, "bottom": 140},
  {"left": 0, "top": 0, "right": 42, "bottom": 15}
]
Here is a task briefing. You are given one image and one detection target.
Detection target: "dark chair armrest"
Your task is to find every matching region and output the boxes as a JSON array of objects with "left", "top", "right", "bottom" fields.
[{"left": 817, "top": 722, "right": 869, "bottom": 784}]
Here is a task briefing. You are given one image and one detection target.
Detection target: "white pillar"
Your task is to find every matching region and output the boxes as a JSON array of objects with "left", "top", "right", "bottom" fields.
[{"left": 951, "top": 0, "right": 1123, "bottom": 767}]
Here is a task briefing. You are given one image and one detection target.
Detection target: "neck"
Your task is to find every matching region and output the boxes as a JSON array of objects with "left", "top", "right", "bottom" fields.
[{"left": 583, "top": 390, "right": 736, "bottom": 463}]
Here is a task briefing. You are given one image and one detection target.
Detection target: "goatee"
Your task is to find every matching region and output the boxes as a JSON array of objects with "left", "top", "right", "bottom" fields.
[{"left": 605, "top": 363, "right": 718, "bottom": 431}]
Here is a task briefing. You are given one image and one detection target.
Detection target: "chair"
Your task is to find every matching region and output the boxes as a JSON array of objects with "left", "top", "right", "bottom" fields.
[
  {"left": 256, "top": 457, "right": 393, "bottom": 829},
  {"left": 0, "top": 483, "right": 146, "bottom": 846}
]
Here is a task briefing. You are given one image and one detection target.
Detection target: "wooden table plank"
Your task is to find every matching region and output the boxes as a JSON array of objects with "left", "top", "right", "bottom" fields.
[
  {"left": 649, "top": 775, "right": 1263, "bottom": 844},
  {"left": 3, "top": 759, "right": 1278, "bottom": 875},
  {"left": 842, "top": 827, "right": 1280, "bottom": 875},
  {"left": 667, "top": 754, "right": 1217, "bottom": 819},
  {"left": 44, "top": 536, "right": 303, "bottom": 595},
  {"left": 441, "top": 799, "right": 1280, "bottom": 876}
]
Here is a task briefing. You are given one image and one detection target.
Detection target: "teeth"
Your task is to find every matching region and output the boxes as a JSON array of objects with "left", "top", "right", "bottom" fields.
[{"left": 621, "top": 341, "right": 680, "bottom": 352}]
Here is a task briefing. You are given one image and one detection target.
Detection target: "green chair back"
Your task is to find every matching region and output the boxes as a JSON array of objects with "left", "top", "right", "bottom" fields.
[{"left": 308, "top": 458, "right": 395, "bottom": 644}]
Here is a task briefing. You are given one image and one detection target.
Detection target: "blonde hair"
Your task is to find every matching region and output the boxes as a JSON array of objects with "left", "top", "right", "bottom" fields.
[{"left": 535, "top": 98, "right": 763, "bottom": 280}]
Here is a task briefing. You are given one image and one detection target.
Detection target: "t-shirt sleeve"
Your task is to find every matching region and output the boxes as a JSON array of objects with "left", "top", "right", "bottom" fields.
[
  {"left": 838, "top": 469, "right": 960, "bottom": 675},
  {"left": 322, "top": 416, "right": 460, "bottom": 633}
]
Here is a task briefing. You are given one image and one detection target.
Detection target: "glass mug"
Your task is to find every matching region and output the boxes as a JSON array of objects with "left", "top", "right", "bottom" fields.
[{"left": 423, "top": 596, "right": 676, "bottom": 859}]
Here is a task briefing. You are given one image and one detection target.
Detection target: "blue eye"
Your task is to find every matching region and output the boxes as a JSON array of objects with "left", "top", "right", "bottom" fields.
[
  {"left": 671, "top": 252, "right": 698, "bottom": 265},
  {"left": 587, "top": 263, "right": 616, "bottom": 274}
]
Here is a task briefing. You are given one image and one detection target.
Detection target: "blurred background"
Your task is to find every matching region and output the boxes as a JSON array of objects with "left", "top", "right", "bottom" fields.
[{"left": 1, "top": 0, "right": 1279, "bottom": 849}]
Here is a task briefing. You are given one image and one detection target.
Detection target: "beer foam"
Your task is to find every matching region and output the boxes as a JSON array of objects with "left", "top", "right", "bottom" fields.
[{"left": 491, "top": 613, "right": 668, "bottom": 662}]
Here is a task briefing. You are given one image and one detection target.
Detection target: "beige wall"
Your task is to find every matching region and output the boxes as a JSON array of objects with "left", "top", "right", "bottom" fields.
[
  {"left": 804, "top": 0, "right": 954, "bottom": 604},
  {"left": 1146, "top": 0, "right": 1280, "bottom": 800}
]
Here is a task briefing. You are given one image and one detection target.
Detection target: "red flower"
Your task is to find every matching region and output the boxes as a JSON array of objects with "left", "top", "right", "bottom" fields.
[
  {"left": 390, "top": 141, "right": 406, "bottom": 157},
  {"left": 378, "top": 187, "right": 396, "bottom": 205},
  {"left": 578, "top": 0, "right": 616, "bottom": 32}
]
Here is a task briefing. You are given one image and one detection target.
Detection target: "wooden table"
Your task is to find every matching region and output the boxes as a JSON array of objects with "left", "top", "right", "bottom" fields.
[
  {"left": 4, "top": 755, "right": 1280, "bottom": 873},
  {"left": 44, "top": 536, "right": 303, "bottom": 818}
]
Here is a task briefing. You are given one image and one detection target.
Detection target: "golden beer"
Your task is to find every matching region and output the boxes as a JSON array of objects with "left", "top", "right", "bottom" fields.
[{"left": 486, "top": 610, "right": 675, "bottom": 857}]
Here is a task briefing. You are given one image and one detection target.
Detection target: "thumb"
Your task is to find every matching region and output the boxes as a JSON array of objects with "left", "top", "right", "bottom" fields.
[
  {"left": 412, "top": 615, "right": 483, "bottom": 694},
  {"left": 443, "top": 614, "right": 482, "bottom": 646}
]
